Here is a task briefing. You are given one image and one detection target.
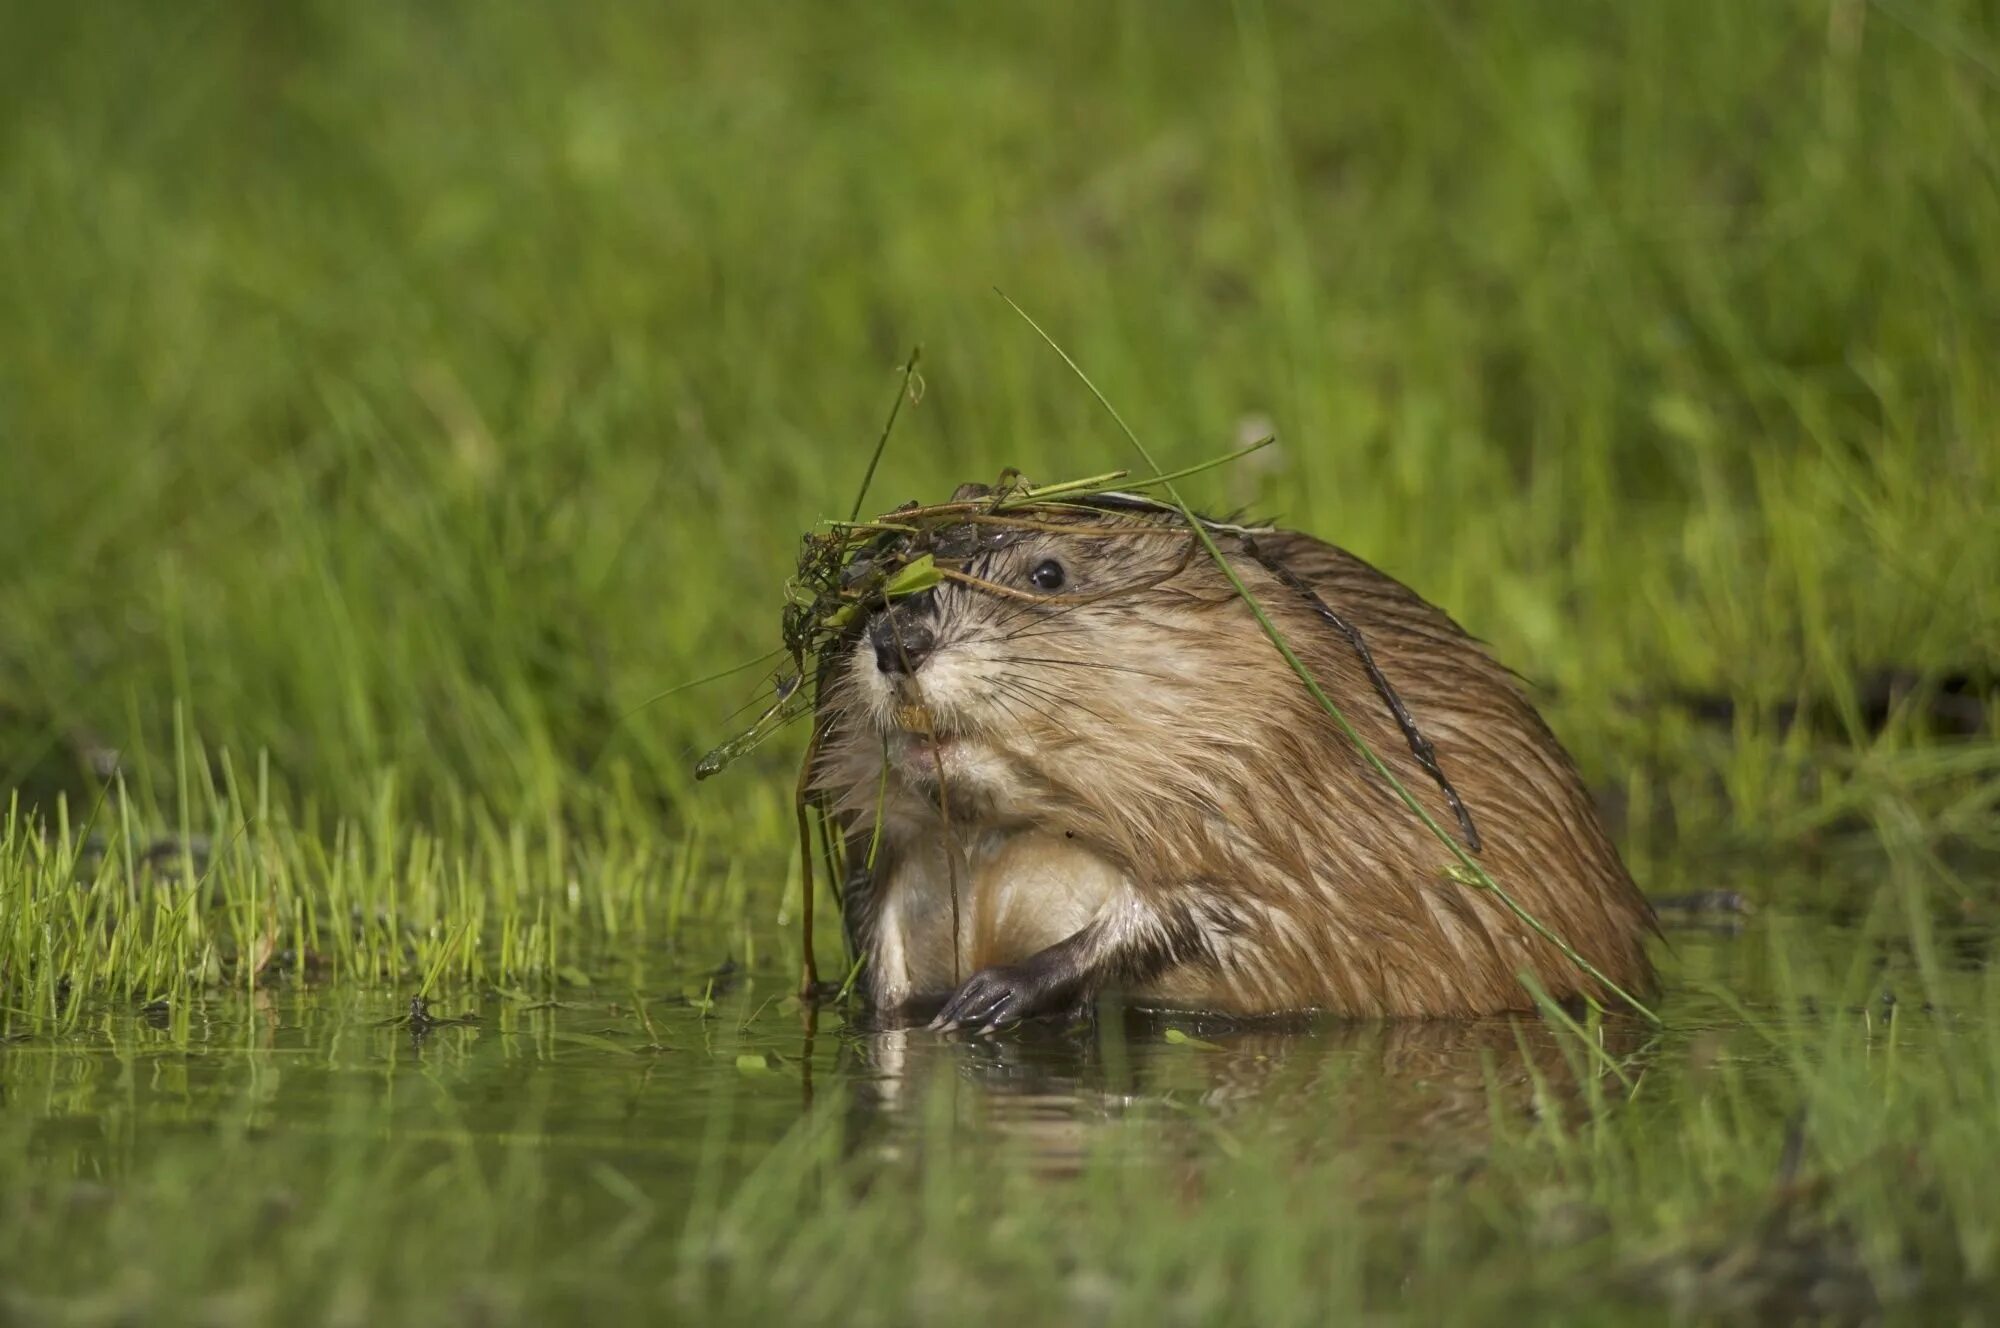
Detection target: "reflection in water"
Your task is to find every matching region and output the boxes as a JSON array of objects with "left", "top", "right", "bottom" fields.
[
  {"left": 5, "top": 887, "right": 1992, "bottom": 1328},
  {"left": 835, "top": 1005, "right": 1656, "bottom": 1176}
]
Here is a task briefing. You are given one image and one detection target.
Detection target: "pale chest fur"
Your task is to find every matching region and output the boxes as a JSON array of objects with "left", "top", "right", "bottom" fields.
[{"left": 867, "top": 829, "right": 1124, "bottom": 1008}]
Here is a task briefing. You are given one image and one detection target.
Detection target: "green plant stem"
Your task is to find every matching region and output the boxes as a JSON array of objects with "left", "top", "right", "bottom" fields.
[{"left": 850, "top": 347, "right": 924, "bottom": 523}]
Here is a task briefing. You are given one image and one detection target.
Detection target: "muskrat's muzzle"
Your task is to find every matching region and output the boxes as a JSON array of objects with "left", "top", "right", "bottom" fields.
[{"left": 868, "top": 588, "right": 938, "bottom": 676}]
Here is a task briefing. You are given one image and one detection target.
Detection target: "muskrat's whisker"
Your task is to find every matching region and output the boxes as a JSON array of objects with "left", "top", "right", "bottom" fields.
[
  {"left": 979, "top": 600, "right": 1064, "bottom": 639},
  {"left": 978, "top": 569, "right": 1184, "bottom": 632},
  {"left": 987, "top": 671, "right": 1063, "bottom": 714},
  {"left": 991, "top": 607, "right": 1107, "bottom": 642},
  {"left": 986, "top": 684, "right": 1060, "bottom": 731},
  {"left": 992, "top": 684, "right": 1072, "bottom": 736},
  {"left": 1002, "top": 675, "right": 1112, "bottom": 727},
  {"left": 986, "top": 654, "right": 1171, "bottom": 681},
  {"left": 979, "top": 590, "right": 1094, "bottom": 637},
  {"left": 979, "top": 688, "right": 1032, "bottom": 727},
  {"left": 971, "top": 595, "right": 1062, "bottom": 641},
  {"left": 989, "top": 626, "right": 1098, "bottom": 650},
  {"left": 713, "top": 683, "right": 790, "bottom": 729},
  {"left": 812, "top": 698, "right": 860, "bottom": 729},
  {"left": 989, "top": 683, "right": 1081, "bottom": 737},
  {"left": 986, "top": 585, "right": 1126, "bottom": 637}
]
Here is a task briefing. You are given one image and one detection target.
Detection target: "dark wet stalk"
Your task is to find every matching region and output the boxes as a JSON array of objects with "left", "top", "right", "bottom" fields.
[
  {"left": 794, "top": 719, "right": 828, "bottom": 997},
  {"left": 865, "top": 740, "right": 890, "bottom": 872}
]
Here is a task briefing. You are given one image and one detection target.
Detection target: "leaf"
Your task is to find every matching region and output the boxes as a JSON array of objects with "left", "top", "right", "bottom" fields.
[
  {"left": 1163, "top": 1028, "right": 1225, "bottom": 1052},
  {"left": 882, "top": 553, "right": 939, "bottom": 599},
  {"left": 735, "top": 1052, "right": 774, "bottom": 1075}
]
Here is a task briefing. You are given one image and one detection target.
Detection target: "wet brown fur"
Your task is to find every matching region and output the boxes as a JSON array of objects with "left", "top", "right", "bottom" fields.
[{"left": 814, "top": 500, "right": 1658, "bottom": 1019}]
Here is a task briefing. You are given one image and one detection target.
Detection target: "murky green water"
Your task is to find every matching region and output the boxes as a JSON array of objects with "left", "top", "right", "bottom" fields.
[
  {"left": 6, "top": 871, "right": 1997, "bottom": 1324},
  {"left": 8, "top": 901, "right": 1980, "bottom": 1198}
]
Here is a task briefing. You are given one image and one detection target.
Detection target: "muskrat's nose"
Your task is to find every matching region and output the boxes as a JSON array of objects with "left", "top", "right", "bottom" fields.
[{"left": 870, "top": 610, "right": 936, "bottom": 675}]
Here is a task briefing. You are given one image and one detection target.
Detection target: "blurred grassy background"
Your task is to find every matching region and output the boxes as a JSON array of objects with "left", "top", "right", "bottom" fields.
[
  {"left": 2, "top": 0, "right": 1995, "bottom": 849},
  {"left": 4, "top": 7, "right": 2000, "bottom": 1320}
]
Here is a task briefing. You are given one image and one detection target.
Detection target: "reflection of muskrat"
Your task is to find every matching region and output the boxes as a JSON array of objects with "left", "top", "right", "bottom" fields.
[
  {"left": 814, "top": 487, "right": 1656, "bottom": 1029},
  {"left": 838, "top": 1012, "right": 1650, "bottom": 1176}
]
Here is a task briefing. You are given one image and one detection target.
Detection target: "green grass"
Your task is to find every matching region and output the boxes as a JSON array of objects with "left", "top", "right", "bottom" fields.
[
  {"left": 2, "top": 0, "right": 1998, "bottom": 1321},
  {"left": 4, "top": 1, "right": 1995, "bottom": 837}
]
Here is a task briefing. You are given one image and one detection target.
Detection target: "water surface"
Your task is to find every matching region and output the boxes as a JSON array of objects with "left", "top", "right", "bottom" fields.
[{"left": 8, "top": 899, "right": 1980, "bottom": 1202}]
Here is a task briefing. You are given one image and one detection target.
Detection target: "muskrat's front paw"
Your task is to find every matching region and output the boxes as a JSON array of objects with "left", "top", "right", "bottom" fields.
[{"left": 930, "top": 964, "right": 1060, "bottom": 1032}]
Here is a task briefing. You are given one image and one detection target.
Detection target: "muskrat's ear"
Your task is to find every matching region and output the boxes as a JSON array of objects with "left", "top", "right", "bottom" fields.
[{"left": 950, "top": 482, "right": 992, "bottom": 504}]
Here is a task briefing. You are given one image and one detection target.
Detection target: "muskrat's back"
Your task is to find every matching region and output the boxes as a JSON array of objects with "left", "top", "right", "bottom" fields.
[
  {"left": 1164, "top": 530, "right": 1657, "bottom": 1016},
  {"left": 814, "top": 502, "right": 1656, "bottom": 1026}
]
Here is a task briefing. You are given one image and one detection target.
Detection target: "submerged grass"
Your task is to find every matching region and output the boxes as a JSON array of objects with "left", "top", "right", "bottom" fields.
[{"left": 1, "top": 0, "right": 1998, "bottom": 1321}]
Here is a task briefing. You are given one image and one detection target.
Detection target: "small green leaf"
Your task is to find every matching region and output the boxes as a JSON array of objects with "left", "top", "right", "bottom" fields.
[
  {"left": 735, "top": 1052, "right": 773, "bottom": 1075},
  {"left": 882, "top": 554, "right": 939, "bottom": 599},
  {"left": 1163, "top": 1028, "right": 1225, "bottom": 1052}
]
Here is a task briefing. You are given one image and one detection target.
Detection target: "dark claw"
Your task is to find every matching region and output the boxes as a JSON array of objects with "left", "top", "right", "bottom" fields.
[{"left": 930, "top": 963, "right": 1058, "bottom": 1033}]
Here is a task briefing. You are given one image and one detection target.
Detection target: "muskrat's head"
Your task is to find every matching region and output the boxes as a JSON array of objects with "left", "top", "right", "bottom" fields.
[{"left": 814, "top": 488, "right": 1249, "bottom": 827}]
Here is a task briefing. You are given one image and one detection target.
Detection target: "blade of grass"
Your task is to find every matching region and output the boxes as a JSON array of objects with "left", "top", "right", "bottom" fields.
[
  {"left": 849, "top": 347, "right": 924, "bottom": 523},
  {"left": 1081, "top": 436, "right": 1277, "bottom": 499}
]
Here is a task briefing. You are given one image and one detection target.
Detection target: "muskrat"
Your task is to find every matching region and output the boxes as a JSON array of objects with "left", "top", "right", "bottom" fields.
[{"left": 812, "top": 486, "right": 1657, "bottom": 1029}]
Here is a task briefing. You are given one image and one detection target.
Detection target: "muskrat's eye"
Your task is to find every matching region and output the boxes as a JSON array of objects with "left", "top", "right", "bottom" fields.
[{"left": 1029, "top": 559, "right": 1066, "bottom": 592}]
